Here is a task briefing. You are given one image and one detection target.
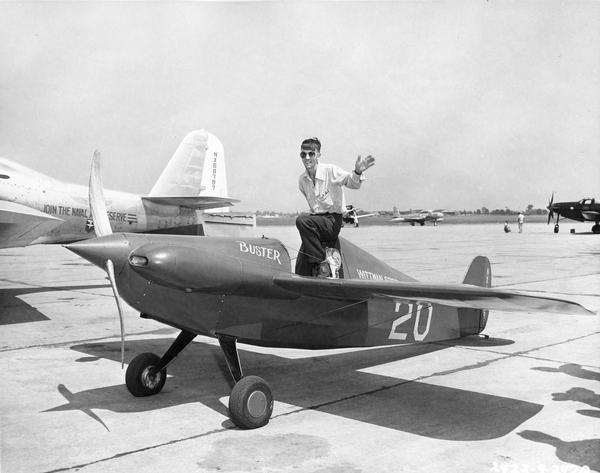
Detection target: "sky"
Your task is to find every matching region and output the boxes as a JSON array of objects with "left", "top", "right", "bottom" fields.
[{"left": 1, "top": 1, "right": 598, "bottom": 213}]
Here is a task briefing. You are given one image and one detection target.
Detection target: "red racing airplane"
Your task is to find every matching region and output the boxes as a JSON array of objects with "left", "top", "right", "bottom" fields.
[
  {"left": 547, "top": 194, "right": 600, "bottom": 234},
  {"left": 65, "top": 154, "right": 594, "bottom": 429}
]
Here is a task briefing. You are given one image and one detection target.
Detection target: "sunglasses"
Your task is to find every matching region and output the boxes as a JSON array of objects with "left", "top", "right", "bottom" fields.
[{"left": 300, "top": 150, "right": 317, "bottom": 159}]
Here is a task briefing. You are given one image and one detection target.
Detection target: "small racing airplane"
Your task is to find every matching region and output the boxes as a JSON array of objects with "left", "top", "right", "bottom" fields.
[
  {"left": 390, "top": 207, "right": 445, "bottom": 226},
  {"left": 65, "top": 155, "right": 593, "bottom": 429},
  {"left": 342, "top": 205, "right": 376, "bottom": 227},
  {"left": 546, "top": 194, "right": 600, "bottom": 234},
  {"left": 0, "top": 130, "right": 255, "bottom": 249}
]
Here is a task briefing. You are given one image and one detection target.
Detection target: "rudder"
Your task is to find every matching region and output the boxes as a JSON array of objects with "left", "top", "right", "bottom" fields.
[
  {"left": 149, "top": 130, "right": 229, "bottom": 211},
  {"left": 459, "top": 256, "right": 492, "bottom": 335}
]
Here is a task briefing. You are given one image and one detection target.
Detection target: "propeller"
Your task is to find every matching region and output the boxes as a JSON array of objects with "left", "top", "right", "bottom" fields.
[
  {"left": 89, "top": 151, "right": 126, "bottom": 368},
  {"left": 547, "top": 192, "right": 555, "bottom": 225}
]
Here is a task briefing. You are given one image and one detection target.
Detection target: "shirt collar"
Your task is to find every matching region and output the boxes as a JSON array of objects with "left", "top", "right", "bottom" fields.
[{"left": 302, "top": 162, "right": 326, "bottom": 181}]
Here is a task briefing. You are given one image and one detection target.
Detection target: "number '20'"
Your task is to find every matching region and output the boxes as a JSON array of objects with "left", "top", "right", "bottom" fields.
[{"left": 388, "top": 302, "right": 433, "bottom": 341}]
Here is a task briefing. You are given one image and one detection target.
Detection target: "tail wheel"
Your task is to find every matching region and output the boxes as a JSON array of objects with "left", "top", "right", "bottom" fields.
[
  {"left": 229, "top": 376, "right": 273, "bottom": 429},
  {"left": 126, "top": 353, "right": 167, "bottom": 397}
]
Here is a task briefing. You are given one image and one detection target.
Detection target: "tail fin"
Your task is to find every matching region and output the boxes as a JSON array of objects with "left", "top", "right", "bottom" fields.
[
  {"left": 459, "top": 256, "right": 491, "bottom": 335},
  {"left": 149, "top": 130, "right": 229, "bottom": 211},
  {"left": 463, "top": 256, "right": 492, "bottom": 287}
]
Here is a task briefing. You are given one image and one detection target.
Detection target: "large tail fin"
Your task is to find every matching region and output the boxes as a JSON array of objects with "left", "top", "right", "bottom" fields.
[
  {"left": 149, "top": 130, "right": 230, "bottom": 211},
  {"left": 459, "top": 256, "right": 492, "bottom": 335}
]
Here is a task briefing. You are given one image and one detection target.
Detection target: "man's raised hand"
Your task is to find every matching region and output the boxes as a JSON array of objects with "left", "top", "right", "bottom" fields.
[{"left": 354, "top": 155, "right": 375, "bottom": 174}]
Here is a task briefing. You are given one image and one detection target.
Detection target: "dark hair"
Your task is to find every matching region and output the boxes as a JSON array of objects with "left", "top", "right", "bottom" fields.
[{"left": 301, "top": 137, "right": 321, "bottom": 151}]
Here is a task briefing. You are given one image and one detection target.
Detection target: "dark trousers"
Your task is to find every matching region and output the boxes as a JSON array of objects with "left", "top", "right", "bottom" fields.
[{"left": 295, "top": 213, "right": 343, "bottom": 276}]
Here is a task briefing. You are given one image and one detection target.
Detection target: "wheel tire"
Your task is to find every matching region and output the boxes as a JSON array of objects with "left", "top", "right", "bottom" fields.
[
  {"left": 125, "top": 353, "right": 167, "bottom": 397},
  {"left": 592, "top": 224, "right": 600, "bottom": 234},
  {"left": 229, "top": 376, "right": 273, "bottom": 429}
]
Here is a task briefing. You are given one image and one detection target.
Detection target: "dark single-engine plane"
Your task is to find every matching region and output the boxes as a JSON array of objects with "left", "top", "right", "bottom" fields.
[
  {"left": 65, "top": 154, "right": 594, "bottom": 429},
  {"left": 547, "top": 193, "right": 600, "bottom": 233}
]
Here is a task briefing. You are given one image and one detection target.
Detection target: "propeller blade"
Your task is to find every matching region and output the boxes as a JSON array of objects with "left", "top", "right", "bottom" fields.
[
  {"left": 89, "top": 151, "right": 113, "bottom": 237},
  {"left": 106, "top": 259, "right": 126, "bottom": 368},
  {"left": 547, "top": 192, "right": 555, "bottom": 225},
  {"left": 88, "top": 151, "right": 126, "bottom": 367}
]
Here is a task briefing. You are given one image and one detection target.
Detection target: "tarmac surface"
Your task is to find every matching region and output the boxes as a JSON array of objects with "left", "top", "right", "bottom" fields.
[{"left": 1, "top": 222, "right": 599, "bottom": 473}]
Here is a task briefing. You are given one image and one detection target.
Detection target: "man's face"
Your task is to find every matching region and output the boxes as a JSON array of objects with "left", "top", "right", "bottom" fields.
[{"left": 300, "top": 146, "right": 320, "bottom": 172}]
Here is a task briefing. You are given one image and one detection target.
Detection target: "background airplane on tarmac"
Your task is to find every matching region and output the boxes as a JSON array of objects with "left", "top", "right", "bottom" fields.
[
  {"left": 342, "top": 205, "right": 376, "bottom": 227},
  {"left": 0, "top": 130, "right": 256, "bottom": 248},
  {"left": 546, "top": 194, "right": 600, "bottom": 234},
  {"left": 390, "top": 206, "right": 445, "bottom": 226}
]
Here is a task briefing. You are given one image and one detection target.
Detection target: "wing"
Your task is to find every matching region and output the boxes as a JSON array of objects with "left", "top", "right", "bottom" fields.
[
  {"left": 0, "top": 201, "right": 63, "bottom": 248},
  {"left": 391, "top": 216, "right": 424, "bottom": 223},
  {"left": 581, "top": 210, "right": 600, "bottom": 221},
  {"left": 142, "top": 196, "right": 239, "bottom": 210},
  {"left": 272, "top": 275, "right": 593, "bottom": 315}
]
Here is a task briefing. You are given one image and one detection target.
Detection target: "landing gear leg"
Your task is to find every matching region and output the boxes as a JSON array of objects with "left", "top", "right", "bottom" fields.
[
  {"left": 217, "top": 334, "right": 273, "bottom": 429},
  {"left": 126, "top": 330, "right": 196, "bottom": 397}
]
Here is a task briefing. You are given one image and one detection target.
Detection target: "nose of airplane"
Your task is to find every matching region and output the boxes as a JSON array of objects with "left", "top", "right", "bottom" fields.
[{"left": 66, "top": 234, "right": 131, "bottom": 269}]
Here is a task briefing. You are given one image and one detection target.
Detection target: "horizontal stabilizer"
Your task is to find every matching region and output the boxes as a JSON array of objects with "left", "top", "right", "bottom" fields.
[
  {"left": 272, "top": 275, "right": 594, "bottom": 316},
  {"left": 142, "top": 196, "right": 239, "bottom": 210},
  {"left": 0, "top": 201, "right": 63, "bottom": 248}
]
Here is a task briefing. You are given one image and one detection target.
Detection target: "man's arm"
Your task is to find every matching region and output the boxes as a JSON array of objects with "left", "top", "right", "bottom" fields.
[{"left": 331, "top": 155, "right": 375, "bottom": 189}]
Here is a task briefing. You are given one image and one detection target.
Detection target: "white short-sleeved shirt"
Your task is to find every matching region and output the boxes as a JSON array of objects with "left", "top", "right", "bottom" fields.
[{"left": 299, "top": 162, "right": 363, "bottom": 214}]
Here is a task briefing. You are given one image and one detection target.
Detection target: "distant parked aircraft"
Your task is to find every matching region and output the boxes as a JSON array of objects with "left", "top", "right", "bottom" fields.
[
  {"left": 0, "top": 130, "right": 255, "bottom": 248},
  {"left": 546, "top": 194, "right": 600, "bottom": 233},
  {"left": 390, "top": 207, "right": 445, "bottom": 226},
  {"left": 342, "top": 205, "right": 375, "bottom": 227}
]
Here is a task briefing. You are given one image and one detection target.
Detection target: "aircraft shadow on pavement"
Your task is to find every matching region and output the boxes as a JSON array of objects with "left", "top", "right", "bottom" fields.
[
  {"left": 552, "top": 387, "right": 600, "bottom": 419},
  {"left": 0, "top": 284, "right": 109, "bottom": 325},
  {"left": 47, "top": 336, "right": 543, "bottom": 441},
  {"left": 518, "top": 430, "right": 600, "bottom": 472}
]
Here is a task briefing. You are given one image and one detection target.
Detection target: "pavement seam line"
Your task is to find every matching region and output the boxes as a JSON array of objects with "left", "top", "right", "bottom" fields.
[{"left": 40, "top": 426, "right": 228, "bottom": 473}]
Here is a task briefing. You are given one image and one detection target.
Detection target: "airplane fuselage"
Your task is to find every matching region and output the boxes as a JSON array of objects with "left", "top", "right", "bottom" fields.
[
  {"left": 549, "top": 199, "right": 600, "bottom": 223},
  {"left": 0, "top": 159, "right": 255, "bottom": 247},
  {"left": 67, "top": 232, "right": 487, "bottom": 350}
]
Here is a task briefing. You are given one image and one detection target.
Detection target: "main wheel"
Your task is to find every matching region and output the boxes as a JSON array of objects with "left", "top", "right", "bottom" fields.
[
  {"left": 554, "top": 223, "right": 560, "bottom": 233},
  {"left": 592, "top": 224, "right": 600, "bottom": 234},
  {"left": 229, "top": 375, "right": 273, "bottom": 429},
  {"left": 125, "top": 353, "right": 167, "bottom": 397}
]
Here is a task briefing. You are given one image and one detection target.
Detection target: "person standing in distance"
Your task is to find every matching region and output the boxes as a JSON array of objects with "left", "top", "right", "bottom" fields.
[
  {"left": 517, "top": 212, "right": 524, "bottom": 233},
  {"left": 295, "top": 137, "right": 375, "bottom": 277}
]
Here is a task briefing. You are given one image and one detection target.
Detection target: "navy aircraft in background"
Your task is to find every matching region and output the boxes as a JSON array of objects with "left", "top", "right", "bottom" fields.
[
  {"left": 546, "top": 194, "right": 600, "bottom": 234},
  {"left": 0, "top": 130, "right": 255, "bottom": 248},
  {"left": 390, "top": 207, "right": 445, "bottom": 226},
  {"left": 64, "top": 153, "right": 593, "bottom": 429}
]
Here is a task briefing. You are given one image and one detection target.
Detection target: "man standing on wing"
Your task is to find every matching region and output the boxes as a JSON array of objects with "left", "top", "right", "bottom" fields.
[{"left": 295, "top": 136, "right": 375, "bottom": 277}]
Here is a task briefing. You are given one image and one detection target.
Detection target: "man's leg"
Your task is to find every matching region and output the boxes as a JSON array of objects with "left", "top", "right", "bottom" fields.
[
  {"left": 294, "top": 245, "right": 313, "bottom": 276},
  {"left": 295, "top": 214, "right": 341, "bottom": 276}
]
